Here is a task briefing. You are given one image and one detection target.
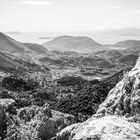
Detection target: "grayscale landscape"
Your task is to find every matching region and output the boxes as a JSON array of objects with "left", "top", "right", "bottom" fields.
[{"left": 0, "top": 0, "right": 140, "bottom": 140}]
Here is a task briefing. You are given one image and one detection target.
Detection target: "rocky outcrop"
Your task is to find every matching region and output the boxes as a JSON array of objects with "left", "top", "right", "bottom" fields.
[
  {"left": 97, "top": 57, "right": 140, "bottom": 122},
  {"left": 55, "top": 57, "right": 140, "bottom": 140},
  {"left": 7, "top": 103, "right": 75, "bottom": 140},
  {"left": 34, "top": 104, "right": 75, "bottom": 140},
  {"left": 55, "top": 116, "right": 140, "bottom": 140}
]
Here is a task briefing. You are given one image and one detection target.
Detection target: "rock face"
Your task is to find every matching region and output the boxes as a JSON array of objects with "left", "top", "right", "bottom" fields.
[
  {"left": 55, "top": 57, "right": 140, "bottom": 140},
  {"left": 36, "top": 108, "right": 74, "bottom": 140},
  {"left": 5, "top": 103, "right": 74, "bottom": 140},
  {"left": 56, "top": 116, "right": 140, "bottom": 140},
  {"left": 16, "top": 103, "right": 74, "bottom": 140},
  {"left": 97, "top": 57, "right": 140, "bottom": 122}
]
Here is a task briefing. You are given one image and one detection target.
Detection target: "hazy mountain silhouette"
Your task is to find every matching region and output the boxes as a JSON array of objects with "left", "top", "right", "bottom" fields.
[
  {"left": 113, "top": 40, "right": 140, "bottom": 49},
  {"left": 42, "top": 35, "right": 106, "bottom": 53}
]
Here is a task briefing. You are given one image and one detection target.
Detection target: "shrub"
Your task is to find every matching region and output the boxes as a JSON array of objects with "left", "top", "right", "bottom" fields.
[{"left": 2, "top": 75, "right": 39, "bottom": 91}]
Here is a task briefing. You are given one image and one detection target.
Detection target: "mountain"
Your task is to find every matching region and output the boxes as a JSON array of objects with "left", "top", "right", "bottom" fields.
[
  {"left": 0, "top": 32, "right": 26, "bottom": 53},
  {"left": 116, "top": 54, "right": 138, "bottom": 66},
  {"left": 42, "top": 35, "right": 106, "bottom": 53},
  {"left": 0, "top": 32, "right": 50, "bottom": 73},
  {"left": 94, "top": 50, "right": 124, "bottom": 61},
  {"left": 0, "top": 52, "right": 25, "bottom": 72},
  {"left": 113, "top": 40, "right": 140, "bottom": 49},
  {"left": 23, "top": 43, "right": 48, "bottom": 54},
  {"left": 55, "top": 54, "right": 140, "bottom": 140},
  {"left": 0, "top": 32, "right": 48, "bottom": 55}
]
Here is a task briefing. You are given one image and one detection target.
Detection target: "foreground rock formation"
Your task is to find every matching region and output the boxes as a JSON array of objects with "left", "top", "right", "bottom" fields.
[
  {"left": 55, "top": 57, "right": 140, "bottom": 140},
  {"left": 56, "top": 116, "right": 140, "bottom": 140},
  {"left": 97, "top": 57, "right": 140, "bottom": 122},
  {"left": 3, "top": 103, "right": 74, "bottom": 140}
]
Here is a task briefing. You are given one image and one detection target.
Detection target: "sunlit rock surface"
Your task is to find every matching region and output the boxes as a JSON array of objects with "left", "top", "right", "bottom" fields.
[
  {"left": 97, "top": 57, "right": 140, "bottom": 122},
  {"left": 55, "top": 57, "right": 140, "bottom": 140},
  {"left": 55, "top": 116, "right": 140, "bottom": 140}
]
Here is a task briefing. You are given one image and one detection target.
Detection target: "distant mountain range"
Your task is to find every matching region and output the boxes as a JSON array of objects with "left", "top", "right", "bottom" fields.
[
  {"left": 113, "top": 40, "right": 140, "bottom": 49},
  {"left": 0, "top": 32, "right": 49, "bottom": 73},
  {"left": 42, "top": 35, "right": 107, "bottom": 53},
  {"left": 42, "top": 34, "right": 140, "bottom": 53},
  {"left": 0, "top": 32, "right": 140, "bottom": 73}
]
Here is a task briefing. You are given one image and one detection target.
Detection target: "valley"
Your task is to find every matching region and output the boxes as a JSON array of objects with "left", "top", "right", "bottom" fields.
[{"left": 0, "top": 32, "right": 140, "bottom": 139}]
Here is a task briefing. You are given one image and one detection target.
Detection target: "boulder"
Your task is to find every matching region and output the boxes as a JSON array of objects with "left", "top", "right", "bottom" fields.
[
  {"left": 55, "top": 57, "right": 140, "bottom": 140},
  {"left": 16, "top": 104, "right": 75, "bottom": 140},
  {"left": 55, "top": 116, "right": 140, "bottom": 140},
  {"left": 36, "top": 110, "right": 74, "bottom": 140}
]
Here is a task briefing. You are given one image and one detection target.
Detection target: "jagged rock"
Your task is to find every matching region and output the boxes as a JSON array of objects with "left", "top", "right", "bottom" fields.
[
  {"left": 35, "top": 109, "right": 74, "bottom": 140},
  {"left": 55, "top": 57, "right": 140, "bottom": 140},
  {"left": 97, "top": 57, "right": 140, "bottom": 122},
  {"left": 37, "top": 117, "right": 59, "bottom": 140},
  {"left": 55, "top": 116, "right": 140, "bottom": 140},
  {"left": 16, "top": 104, "right": 74, "bottom": 140},
  {"left": 42, "top": 103, "right": 52, "bottom": 117}
]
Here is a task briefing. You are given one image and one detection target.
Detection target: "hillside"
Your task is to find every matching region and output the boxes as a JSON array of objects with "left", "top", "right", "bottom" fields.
[
  {"left": 116, "top": 54, "right": 138, "bottom": 66},
  {"left": 0, "top": 32, "right": 26, "bottom": 53},
  {"left": 55, "top": 54, "right": 140, "bottom": 140},
  {"left": 42, "top": 35, "right": 106, "bottom": 53},
  {"left": 0, "top": 52, "right": 25, "bottom": 73},
  {"left": 0, "top": 32, "right": 48, "bottom": 55},
  {"left": 0, "top": 33, "right": 51, "bottom": 74},
  {"left": 113, "top": 40, "right": 140, "bottom": 49},
  {"left": 23, "top": 43, "right": 48, "bottom": 54},
  {"left": 56, "top": 69, "right": 128, "bottom": 122}
]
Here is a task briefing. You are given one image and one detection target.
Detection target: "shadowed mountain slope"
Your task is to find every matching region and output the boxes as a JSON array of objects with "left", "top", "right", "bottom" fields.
[{"left": 0, "top": 32, "right": 48, "bottom": 55}]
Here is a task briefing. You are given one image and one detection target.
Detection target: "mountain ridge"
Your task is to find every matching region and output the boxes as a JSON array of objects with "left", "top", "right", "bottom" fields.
[{"left": 42, "top": 35, "right": 106, "bottom": 53}]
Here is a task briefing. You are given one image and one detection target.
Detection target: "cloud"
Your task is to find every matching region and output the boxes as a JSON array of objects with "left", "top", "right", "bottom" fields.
[
  {"left": 106, "top": 6, "right": 125, "bottom": 9},
  {"left": 21, "top": 0, "right": 53, "bottom": 6}
]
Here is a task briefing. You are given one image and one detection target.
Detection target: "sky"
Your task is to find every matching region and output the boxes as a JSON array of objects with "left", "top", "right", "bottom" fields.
[{"left": 0, "top": 0, "right": 140, "bottom": 32}]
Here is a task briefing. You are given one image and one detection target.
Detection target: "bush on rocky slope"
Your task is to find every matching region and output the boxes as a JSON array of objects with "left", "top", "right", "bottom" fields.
[
  {"left": 4, "top": 103, "right": 74, "bottom": 140},
  {"left": 56, "top": 75, "right": 89, "bottom": 91},
  {"left": 57, "top": 69, "right": 130, "bottom": 122},
  {"left": 55, "top": 57, "right": 140, "bottom": 140},
  {"left": 2, "top": 75, "right": 39, "bottom": 91}
]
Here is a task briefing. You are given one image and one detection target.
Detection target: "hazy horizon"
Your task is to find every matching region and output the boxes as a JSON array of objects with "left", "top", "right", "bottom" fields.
[
  {"left": 3, "top": 27, "right": 140, "bottom": 45},
  {"left": 1, "top": 0, "right": 140, "bottom": 32}
]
